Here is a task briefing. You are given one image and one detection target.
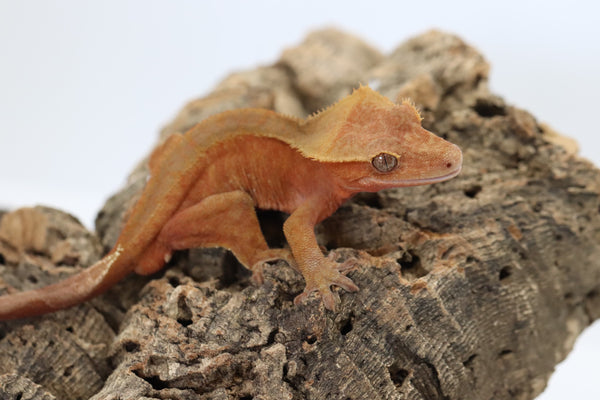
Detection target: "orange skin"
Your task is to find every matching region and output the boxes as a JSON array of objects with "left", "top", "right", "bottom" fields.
[{"left": 0, "top": 86, "right": 462, "bottom": 319}]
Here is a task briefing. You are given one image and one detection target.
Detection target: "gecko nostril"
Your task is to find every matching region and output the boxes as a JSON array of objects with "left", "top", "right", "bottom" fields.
[{"left": 446, "top": 162, "right": 453, "bottom": 169}]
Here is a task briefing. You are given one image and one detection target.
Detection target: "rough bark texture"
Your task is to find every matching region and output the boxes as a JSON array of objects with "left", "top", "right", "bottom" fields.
[{"left": 1, "top": 29, "right": 600, "bottom": 400}]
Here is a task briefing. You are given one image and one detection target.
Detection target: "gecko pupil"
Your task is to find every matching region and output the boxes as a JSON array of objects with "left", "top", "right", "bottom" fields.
[{"left": 372, "top": 153, "right": 398, "bottom": 173}]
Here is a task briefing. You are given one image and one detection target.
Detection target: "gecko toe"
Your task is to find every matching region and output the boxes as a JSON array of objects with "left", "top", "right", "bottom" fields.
[
  {"left": 336, "top": 257, "right": 358, "bottom": 272},
  {"left": 294, "top": 272, "right": 357, "bottom": 311},
  {"left": 293, "top": 290, "right": 311, "bottom": 306},
  {"left": 321, "top": 290, "right": 338, "bottom": 312},
  {"left": 293, "top": 287, "right": 338, "bottom": 311},
  {"left": 250, "top": 268, "right": 265, "bottom": 285},
  {"left": 334, "top": 274, "right": 359, "bottom": 292}
]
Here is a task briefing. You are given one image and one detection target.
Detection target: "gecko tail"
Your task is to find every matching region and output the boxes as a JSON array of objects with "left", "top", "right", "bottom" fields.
[{"left": 0, "top": 247, "right": 131, "bottom": 321}]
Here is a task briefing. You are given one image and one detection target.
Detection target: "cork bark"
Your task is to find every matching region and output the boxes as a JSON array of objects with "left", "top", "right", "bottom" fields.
[{"left": 1, "top": 29, "right": 599, "bottom": 400}]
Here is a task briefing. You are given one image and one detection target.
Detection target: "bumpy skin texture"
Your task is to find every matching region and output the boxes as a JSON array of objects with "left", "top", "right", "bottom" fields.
[{"left": 0, "top": 86, "right": 462, "bottom": 319}]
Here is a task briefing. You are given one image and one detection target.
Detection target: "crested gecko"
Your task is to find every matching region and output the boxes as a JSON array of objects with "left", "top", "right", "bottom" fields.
[{"left": 0, "top": 86, "right": 462, "bottom": 320}]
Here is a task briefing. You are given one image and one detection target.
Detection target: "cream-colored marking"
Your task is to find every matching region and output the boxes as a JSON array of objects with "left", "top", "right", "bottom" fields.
[{"left": 104, "top": 244, "right": 124, "bottom": 270}]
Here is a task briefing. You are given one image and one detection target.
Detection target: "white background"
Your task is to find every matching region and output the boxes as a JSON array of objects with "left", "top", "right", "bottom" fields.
[{"left": 0, "top": 2, "right": 598, "bottom": 398}]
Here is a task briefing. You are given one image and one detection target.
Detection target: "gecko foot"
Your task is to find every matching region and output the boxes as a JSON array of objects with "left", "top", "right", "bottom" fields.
[{"left": 294, "top": 257, "right": 359, "bottom": 311}]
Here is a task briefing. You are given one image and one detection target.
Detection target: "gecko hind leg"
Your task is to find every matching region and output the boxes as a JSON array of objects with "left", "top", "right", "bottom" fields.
[{"left": 135, "top": 190, "right": 292, "bottom": 283}]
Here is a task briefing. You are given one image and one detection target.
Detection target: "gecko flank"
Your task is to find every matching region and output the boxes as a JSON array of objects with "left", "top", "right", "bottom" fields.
[{"left": 0, "top": 86, "right": 462, "bottom": 319}]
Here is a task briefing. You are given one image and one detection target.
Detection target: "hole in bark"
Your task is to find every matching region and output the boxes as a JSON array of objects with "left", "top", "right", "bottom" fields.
[
  {"left": 240, "top": 396, "right": 253, "bottom": 400},
  {"left": 15, "top": 393, "right": 23, "bottom": 400},
  {"left": 168, "top": 276, "right": 180, "bottom": 287},
  {"left": 267, "top": 329, "right": 279, "bottom": 345},
  {"left": 123, "top": 341, "right": 140, "bottom": 353},
  {"left": 65, "top": 326, "right": 74, "bottom": 333},
  {"left": 498, "top": 349, "right": 513, "bottom": 358},
  {"left": 473, "top": 98, "right": 507, "bottom": 117},
  {"left": 463, "top": 354, "right": 477, "bottom": 368},
  {"left": 465, "top": 256, "right": 479, "bottom": 264},
  {"left": 340, "top": 313, "right": 354, "bottom": 336},
  {"left": 176, "top": 295, "right": 193, "bottom": 327},
  {"left": 463, "top": 185, "right": 482, "bottom": 198},
  {"left": 145, "top": 375, "right": 169, "bottom": 390},
  {"left": 177, "top": 317, "right": 193, "bottom": 327},
  {"left": 0, "top": 253, "right": 5, "bottom": 264},
  {"left": 499, "top": 266, "right": 512, "bottom": 281},
  {"left": 282, "top": 362, "right": 288, "bottom": 377},
  {"left": 397, "top": 252, "right": 427, "bottom": 279},
  {"left": 389, "top": 363, "right": 410, "bottom": 388},
  {"left": 304, "top": 335, "right": 317, "bottom": 345},
  {"left": 63, "top": 365, "right": 73, "bottom": 377},
  {"left": 27, "top": 275, "right": 38, "bottom": 284}
]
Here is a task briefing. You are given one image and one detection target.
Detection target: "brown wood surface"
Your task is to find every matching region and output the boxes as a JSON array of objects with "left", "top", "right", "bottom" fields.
[{"left": 1, "top": 29, "right": 599, "bottom": 400}]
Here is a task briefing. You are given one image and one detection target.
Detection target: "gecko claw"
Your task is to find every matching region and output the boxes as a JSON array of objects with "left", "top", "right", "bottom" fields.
[{"left": 293, "top": 288, "right": 339, "bottom": 312}]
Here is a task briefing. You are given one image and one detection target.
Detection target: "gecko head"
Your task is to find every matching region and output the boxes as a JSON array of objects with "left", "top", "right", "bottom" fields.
[
  {"left": 313, "top": 87, "right": 463, "bottom": 192},
  {"left": 348, "top": 135, "right": 463, "bottom": 192}
]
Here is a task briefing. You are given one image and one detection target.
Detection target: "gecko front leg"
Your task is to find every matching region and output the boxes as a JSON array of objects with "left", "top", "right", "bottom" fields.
[{"left": 283, "top": 200, "right": 359, "bottom": 311}]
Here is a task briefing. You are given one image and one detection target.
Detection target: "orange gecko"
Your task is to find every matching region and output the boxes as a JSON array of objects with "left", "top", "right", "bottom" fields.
[{"left": 0, "top": 86, "right": 462, "bottom": 320}]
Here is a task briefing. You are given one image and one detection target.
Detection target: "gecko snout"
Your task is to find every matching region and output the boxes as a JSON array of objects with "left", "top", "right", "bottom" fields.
[{"left": 443, "top": 144, "right": 463, "bottom": 174}]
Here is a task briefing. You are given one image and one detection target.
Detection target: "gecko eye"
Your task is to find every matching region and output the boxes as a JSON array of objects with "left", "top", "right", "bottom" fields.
[{"left": 371, "top": 153, "right": 398, "bottom": 173}]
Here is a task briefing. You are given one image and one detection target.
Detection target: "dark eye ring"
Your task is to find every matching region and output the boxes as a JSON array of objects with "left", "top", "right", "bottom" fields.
[{"left": 371, "top": 153, "right": 398, "bottom": 173}]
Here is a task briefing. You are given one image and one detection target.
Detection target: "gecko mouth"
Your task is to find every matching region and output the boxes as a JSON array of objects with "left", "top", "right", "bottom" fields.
[
  {"left": 395, "top": 165, "right": 462, "bottom": 186},
  {"left": 352, "top": 165, "right": 462, "bottom": 190}
]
